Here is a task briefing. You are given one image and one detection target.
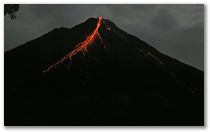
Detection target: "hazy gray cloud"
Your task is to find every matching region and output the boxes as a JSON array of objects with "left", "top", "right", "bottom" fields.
[
  {"left": 150, "top": 9, "right": 177, "bottom": 30},
  {"left": 4, "top": 4, "right": 204, "bottom": 70}
]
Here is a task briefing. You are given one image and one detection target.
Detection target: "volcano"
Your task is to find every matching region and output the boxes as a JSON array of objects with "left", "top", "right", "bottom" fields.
[{"left": 5, "top": 17, "right": 204, "bottom": 126}]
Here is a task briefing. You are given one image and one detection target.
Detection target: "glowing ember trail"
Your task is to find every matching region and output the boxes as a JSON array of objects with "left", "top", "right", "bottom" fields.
[{"left": 42, "top": 17, "right": 104, "bottom": 73}]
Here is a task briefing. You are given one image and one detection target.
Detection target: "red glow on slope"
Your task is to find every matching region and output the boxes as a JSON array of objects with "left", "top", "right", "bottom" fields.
[{"left": 42, "top": 17, "right": 104, "bottom": 73}]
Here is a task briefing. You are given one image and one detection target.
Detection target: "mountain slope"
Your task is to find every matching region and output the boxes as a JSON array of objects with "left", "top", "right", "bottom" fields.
[{"left": 5, "top": 17, "right": 204, "bottom": 126}]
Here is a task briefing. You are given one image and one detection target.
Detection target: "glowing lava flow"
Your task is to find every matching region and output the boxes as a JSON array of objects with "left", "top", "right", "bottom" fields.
[{"left": 42, "top": 17, "right": 104, "bottom": 74}]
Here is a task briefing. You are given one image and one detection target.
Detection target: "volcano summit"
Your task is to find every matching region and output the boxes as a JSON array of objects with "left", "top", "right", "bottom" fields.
[{"left": 5, "top": 17, "right": 204, "bottom": 126}]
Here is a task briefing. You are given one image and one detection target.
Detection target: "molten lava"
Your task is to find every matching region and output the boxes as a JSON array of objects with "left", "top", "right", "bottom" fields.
[{"left": 43, "top": 17, "right": 104, "bottom": 73}]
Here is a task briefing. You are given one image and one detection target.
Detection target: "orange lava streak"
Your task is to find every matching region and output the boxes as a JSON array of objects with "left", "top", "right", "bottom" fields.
[{"left": 42, "top": 17, "right": 103, "bottom": 73}]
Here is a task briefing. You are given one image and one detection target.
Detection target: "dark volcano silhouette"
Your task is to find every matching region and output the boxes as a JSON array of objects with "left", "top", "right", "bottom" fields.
[{"left": 5, "top": 17, "right": 204, "bottom": 126}]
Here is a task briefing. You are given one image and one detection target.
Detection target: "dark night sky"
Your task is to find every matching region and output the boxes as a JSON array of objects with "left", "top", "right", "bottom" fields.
[{"left": 4, "top": 4, "right": 204, "bottom": 70}]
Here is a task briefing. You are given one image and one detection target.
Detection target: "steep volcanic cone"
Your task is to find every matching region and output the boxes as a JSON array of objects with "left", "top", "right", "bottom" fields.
[
  {"left": 5, "top": 17, "right": 204, "bottom": 126},
  {"left": 42, "top": 17, "right": 104, "bottom": 73}
]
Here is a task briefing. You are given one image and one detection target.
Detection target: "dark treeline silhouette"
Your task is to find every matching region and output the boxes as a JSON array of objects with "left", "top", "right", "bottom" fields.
[{"left": 4, "top": 4, "right": 20, "bottom": 19}]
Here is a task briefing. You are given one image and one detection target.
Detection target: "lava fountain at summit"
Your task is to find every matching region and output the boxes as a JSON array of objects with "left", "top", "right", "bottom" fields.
[{"left": 42, "top": 17, "right": 105, "bottom": 73}]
